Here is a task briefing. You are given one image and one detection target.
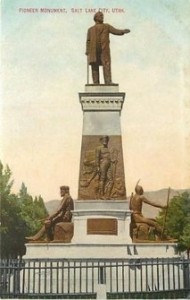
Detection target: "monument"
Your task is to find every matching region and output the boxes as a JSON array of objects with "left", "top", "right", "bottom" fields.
[
  {"left": 22, "top": 12, "right": 181, "bottom": 299},
  {"left": 25, "top": 10, "right": 178, "bottom": 261},
  {"left": 0, "top": 12, "right": 190, "bottom": 299}
]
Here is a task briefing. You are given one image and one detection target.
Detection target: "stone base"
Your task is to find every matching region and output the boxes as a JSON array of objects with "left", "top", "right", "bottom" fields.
[
  {"left": 54, "top": 222, "right": 74, "bottom": 242},
  {"left": 24, "top": 242, "right": 178, "bottom": 259},
  {"left": 72, "top": 200, "right": 131, "bottom": 244},
  {"left": 85, "top": 84, "right": 119, "bottom": 93}
]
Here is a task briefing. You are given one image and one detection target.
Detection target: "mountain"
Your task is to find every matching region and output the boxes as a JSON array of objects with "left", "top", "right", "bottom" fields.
[{"left": 45, "top": 188, "right": 190, "bottom": 218}]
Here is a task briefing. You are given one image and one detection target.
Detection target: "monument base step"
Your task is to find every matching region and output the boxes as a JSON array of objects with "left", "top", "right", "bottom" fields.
[{"left": 24, "top": 242, "right": 178, "bottom": 259}]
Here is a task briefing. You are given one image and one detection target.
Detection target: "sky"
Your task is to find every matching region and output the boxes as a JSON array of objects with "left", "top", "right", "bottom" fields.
[{"left": 1, "top": 0, "right": 190, "bottom": 202}]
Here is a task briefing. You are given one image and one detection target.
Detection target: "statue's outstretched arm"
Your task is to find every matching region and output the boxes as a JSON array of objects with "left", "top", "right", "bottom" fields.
[
  {"left": 108, "top": 24, "right": 130, "bottom": 35},
  {"left": 142, "top": 196, "right": 166, "bottom": 209}
]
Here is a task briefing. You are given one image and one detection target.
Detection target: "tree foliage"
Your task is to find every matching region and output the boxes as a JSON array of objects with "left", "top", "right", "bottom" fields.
[
  {"left": 0, "top": 161, "right": 48, "bottom": 258},
  {"left": 157, "top": 191, "right": 190, "bottom": 256}
]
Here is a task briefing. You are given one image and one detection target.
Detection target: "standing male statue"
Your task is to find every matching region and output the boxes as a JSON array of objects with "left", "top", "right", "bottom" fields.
[
  {"left": 95, "top": 136, "right": 117, "bottom": 199},
  {"left": 26, "top": 186, "right": 74, "bottom": 242},
  {"left": 85, "top": 11, "right": 130, "bottom": 84}
]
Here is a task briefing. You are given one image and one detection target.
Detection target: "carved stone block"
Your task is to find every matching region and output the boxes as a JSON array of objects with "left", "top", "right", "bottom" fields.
[
  {"left": 130, "top": 222, "right": 156, "bottom": 242},
  {"left": 53, "top": 222, "right": 74, "bottom": 243},
  {"left": 78, "top": 135, "right": 126, "bottom": 200}
]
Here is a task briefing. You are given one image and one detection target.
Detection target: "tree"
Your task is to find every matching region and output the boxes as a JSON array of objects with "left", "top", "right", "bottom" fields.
[
  {"left": 0, "top": 161, "right": 48, "bottom": 258},
  {"left": 1, "top": 193, "right": 27, "bottom": 258},
  {"left": 157, "top": 192, "right": 190, "bottom": 257},
  {"left": 0, "top": 162, "right": 25, "bottom": 258},
  {"left": 0, "top": 161, "right": 13, "bottom": 197},
  {"left": 18, "top": 183, "right": 48, "bottom": 236}
]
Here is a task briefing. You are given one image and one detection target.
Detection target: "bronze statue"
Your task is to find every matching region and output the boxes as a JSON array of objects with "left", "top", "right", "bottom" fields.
[
  {"left": 95, "top": 136, "right": 117, "bottom": 199},
  {"left": 86, "top": 11, "right": 130, "bottom": 84},
  {"left": 79, "top": 136, "right": 126, "bottom": 200},
  {"left": 25, "top": 186, "right": 74, "bottom": 242},
  {"left": 130, "top": 182, "right": 168, "bottom": 241}
]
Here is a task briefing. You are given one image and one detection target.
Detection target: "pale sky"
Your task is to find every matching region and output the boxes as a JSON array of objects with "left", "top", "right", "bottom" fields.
[{"left": 1, "top": 0, "right": 190, "bottom": 202}]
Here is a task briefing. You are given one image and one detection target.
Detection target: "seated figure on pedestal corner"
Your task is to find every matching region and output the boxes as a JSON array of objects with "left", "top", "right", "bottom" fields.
[
  {"left": 130, "top": 182, "right": 169, "bottom": 241},
  {"left": 86, "top": 11, "right": 130, "bottom": 84},
  {"left": 25, "top": 186, "right": 74, "bottom": 242}
]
